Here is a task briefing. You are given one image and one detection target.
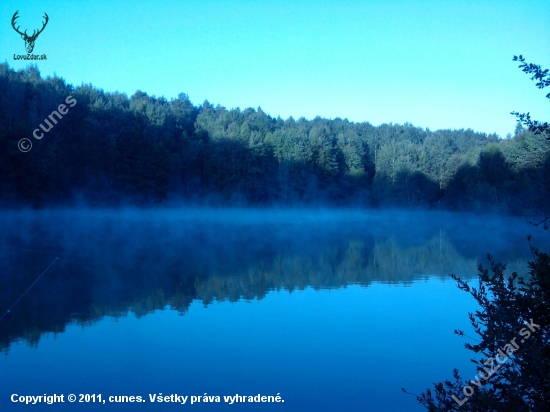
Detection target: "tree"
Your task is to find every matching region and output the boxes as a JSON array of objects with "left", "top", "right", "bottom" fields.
[
  {"left": 514, "top": 121, "right": 525, "bottom": 137},
  {"left": 410, "top": 242, "right": 550, "bottom": 411},
  {"left": 510, "top": 55, "right": 550, "bottom": 229},
  {"left": 407, "top": 55, "right": 550, "bottom": 411}
]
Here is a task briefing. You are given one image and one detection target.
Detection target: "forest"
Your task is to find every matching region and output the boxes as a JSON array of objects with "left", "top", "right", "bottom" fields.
[{"left": 1, "top": 62, "right": 549, "bottom": 213}]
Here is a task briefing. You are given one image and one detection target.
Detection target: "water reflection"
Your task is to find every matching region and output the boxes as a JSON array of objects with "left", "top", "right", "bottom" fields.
[{"left": 0, "top": 208, "right": 544, "bottom": 351}]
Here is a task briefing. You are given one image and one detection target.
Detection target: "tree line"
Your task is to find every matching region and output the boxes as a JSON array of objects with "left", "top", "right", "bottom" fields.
[{"left": 1, "top": 63, "right": 549, "bottom": 213}]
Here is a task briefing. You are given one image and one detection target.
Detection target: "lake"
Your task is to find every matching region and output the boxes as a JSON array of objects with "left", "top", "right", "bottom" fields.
[{"left": 0, "top": 209, "right": 547, "bottom": 411}]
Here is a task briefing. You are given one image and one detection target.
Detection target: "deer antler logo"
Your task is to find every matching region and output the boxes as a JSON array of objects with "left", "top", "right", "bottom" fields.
[{"left": 11, "top": 11, "right": 49, "bottom": 54}]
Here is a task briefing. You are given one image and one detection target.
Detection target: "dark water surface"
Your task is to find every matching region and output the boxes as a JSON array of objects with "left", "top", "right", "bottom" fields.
[{"left": 0, "top": 209, "right": 547, "bottom": 411}]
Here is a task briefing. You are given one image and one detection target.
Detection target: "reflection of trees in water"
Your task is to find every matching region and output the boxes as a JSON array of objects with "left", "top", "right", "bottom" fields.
[
  {"left": 0, "top": 210, "right": 540, "bottom": 352},
  {"left": 369, "top": 235, "right": 475, "bottom": 283}
]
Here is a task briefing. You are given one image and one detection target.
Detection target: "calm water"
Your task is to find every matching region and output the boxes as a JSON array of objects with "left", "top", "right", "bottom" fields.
[{"left": 0, "top": 209, "right": 547, "bottom": 411}]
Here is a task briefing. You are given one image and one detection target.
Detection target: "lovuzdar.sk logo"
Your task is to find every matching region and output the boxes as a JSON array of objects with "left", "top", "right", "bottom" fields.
[{"left": 11, "top": 10, "right": 48, "bottom": 60}]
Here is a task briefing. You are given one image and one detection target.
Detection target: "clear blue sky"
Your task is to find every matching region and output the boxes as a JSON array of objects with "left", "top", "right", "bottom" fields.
[{"left": 1, "top": 0, "right": 549, "bottom": 137}]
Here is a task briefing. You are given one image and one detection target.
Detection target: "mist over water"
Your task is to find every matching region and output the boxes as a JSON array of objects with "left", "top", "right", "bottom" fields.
[{"left": 0, "top": 208, "right": 545, "bottom": 351}]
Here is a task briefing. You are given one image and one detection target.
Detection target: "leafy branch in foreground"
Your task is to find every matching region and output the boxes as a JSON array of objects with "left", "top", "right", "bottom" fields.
[
  {"left": 413, "top": 238, "right": 550, "bottom": 411},
  {"left": 511, "top": 55, "right": 550, "bottom": 138}
]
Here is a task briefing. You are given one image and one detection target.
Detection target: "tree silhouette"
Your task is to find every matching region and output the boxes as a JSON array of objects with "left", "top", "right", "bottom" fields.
[
  {"left": 412, "top": 243, "right": 550, "bottom": 411},
  {"left": 511, "top": 55, "right": 549, "bottom": 139}
]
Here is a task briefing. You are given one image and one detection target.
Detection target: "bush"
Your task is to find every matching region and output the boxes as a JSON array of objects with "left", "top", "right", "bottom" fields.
[{"left": 414, "top": 237, "right": 550, "bottom": 411}]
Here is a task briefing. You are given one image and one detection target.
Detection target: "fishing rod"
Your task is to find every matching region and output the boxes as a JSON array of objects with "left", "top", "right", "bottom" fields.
[{"left": 1, "top": 257, "right": 59, "bottom": 322}]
